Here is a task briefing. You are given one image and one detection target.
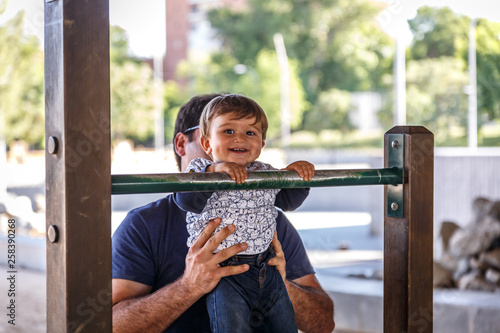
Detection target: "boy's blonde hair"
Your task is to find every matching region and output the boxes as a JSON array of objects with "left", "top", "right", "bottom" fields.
[{"left": 200, "top": 94, "right": 269, "bottom": 141}]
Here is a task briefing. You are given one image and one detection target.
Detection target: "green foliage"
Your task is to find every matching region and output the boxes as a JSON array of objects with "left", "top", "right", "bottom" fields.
[
  {"left": 110, "top": 59, "right": 156, "bottom": 143},
  {"left": 0, "top": 8, "right": 159, "bottom": 148},
  {"left": 110, "top": 25, "right": 133, "bottom": 65},
  {"left": 0, "top": 0, "right": 8, "bottom": 15},
  {"left": 181, "top": 49, "right": 308, "bottom": 143},
  {"left": 408, "top": 6, "right": 469, "bottom": 59},
  {"left": 475, "top": 19, "right": 500, "bottom": 121},
  {"left": 0, "top": 7, "right": 44, "bottom": 148},
  {"left": 315, "top": 20, "right": 394, "bottom": 93},
  {"left": 303, "top": 89, "right": 352, "bottom": 133},
  {"left": 163, "top": 80, "right": 191, "bottom": 144},
  {"left": 109, "top": 25, "right": 157, "bottom": 145},
  {"left": 379, "top": 57, "right": 469, "bottom": 144},
  {"left": 208, "top": 0, "right": 393, "bottom": 103},
  {"left": 407, "top": 7, "right": 500, "bottom": 127}
]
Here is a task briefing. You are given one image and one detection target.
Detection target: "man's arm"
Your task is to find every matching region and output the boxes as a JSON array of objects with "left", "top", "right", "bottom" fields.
[
  {"left": 112, "top": 278, "right": 200, "bottom": 332},
  {"left": 269, "top": 234, "right": 335, "bottom": 333},
  {"left": 287, "top": 275, "right": 335, "bottom": 333},
  {"left": 173, "top": 190, "right": 213, "bottom": 214},
  {"left": 112, "top": 219, "right": 249, "bottom": 333}
]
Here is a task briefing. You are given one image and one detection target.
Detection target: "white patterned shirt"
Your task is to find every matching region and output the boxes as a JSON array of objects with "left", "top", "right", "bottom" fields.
[{"left": 173, "top": 157, "right": 309, "bottom": 254}]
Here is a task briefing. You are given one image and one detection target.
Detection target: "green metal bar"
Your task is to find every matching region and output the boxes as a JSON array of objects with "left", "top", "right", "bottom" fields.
[{"left": 112, "top": 167, "right": 402, "bottom": 195}]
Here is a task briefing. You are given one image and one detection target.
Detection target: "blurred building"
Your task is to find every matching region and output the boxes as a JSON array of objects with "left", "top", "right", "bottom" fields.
[{"left": 164, "top": 0, "right": 247, "bottom": 81}]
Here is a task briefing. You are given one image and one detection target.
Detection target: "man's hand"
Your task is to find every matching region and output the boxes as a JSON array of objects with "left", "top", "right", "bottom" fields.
[
  {"left": 268, "top": 231, "right": 286, "bottom": 281},
  {"left": 113, "top": 217, "right": 250, "bottom": 333},
  {"left": 180, "top": 217, "right": 249, "bottom": 296},
  {"left": 283, "top": 161, "right": 315, "bottom": 181},
  {"left": 208, "top": 162, "right": 247, "bottom": 184}
]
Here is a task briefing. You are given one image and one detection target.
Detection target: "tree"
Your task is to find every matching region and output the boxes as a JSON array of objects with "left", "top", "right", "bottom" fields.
[
  {"left": 407, "top": 7, "right": 500, "bottom": 124},
  {"left": 109, "top": 26, "right": 156, "bottom": 145},
  {"left": 406, "top": 58, "right": 469, "bottom": 134},
  {"left": 208, "top": 0, "right": 393, "bottom": 103},
  {"left": 163, "top": 80, "right": 191, "bottom": 144},
  {"left": 303, "top": 88, "right": 352, "bottom": 133},
  {"left": 475, "top": 18, "right": 500, "bottom": 121},
  {"left": 378, "top": 57, "right": 469, "bottom": 144},
  {"left": 180, "top": 49, "right": 309, "bottom": 142},
  {"left": 110, "top": 60, "right": 156, "bottom": 143},
  {"left": 408, "top": 6, "right": 469, "bottom": 60},
  {"left": 0, "top": 2, "right": 45, "bottom": 148}
]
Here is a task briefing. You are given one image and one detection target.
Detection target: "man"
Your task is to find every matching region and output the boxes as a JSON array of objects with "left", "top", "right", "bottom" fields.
[{"left": 112, "top": 94, "right": 335, "bottom": 333}]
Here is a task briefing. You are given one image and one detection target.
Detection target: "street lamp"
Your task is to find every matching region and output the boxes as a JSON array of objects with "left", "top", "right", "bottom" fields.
[
  {"left": 467, "top": 17, "right": 478, "bottom": 149},
  {"left": 273, "top": 33, "right": 291, "bottom": 148}
]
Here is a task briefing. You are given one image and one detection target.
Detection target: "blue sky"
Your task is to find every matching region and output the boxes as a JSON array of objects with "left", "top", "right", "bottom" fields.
[{"left": 2, "top": 0, "right": 500, "bottom": 57}]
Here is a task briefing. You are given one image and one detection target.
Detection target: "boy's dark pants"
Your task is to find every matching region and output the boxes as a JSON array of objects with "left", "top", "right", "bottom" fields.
[{"left": 206, "top": 247, "right": 297, "bottom": 333}]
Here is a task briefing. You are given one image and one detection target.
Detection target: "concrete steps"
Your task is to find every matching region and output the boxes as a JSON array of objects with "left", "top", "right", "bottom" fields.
[{"left": 317, "top": 273, "right": 500, "bottom": 333}]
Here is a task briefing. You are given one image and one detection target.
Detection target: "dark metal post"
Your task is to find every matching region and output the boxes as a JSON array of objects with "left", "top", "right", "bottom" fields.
[
  {"left": 45, "top": 0, "right": 111, "bottom": 331},
  {"left": 384, "top": 126, "right": 434, "bottom": 333}
]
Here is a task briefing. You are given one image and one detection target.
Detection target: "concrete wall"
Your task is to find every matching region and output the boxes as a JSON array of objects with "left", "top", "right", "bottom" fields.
[
  {"left": 433, "top": 148, "right": 500, "bottom": 226},
  {"left": 317, "top": 274, "right": 500, "bottom": 333},
  {"left": 287, "top": 148, "right": 500, "bottom": 258}
]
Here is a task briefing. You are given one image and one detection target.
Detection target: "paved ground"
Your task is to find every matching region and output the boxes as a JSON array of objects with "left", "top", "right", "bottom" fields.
[{"left": 0, "top": 267, "right": 45, "bottom": 332}]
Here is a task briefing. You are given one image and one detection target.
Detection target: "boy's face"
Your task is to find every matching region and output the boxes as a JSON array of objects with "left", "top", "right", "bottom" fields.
[{"left": 201, "top": 112, "right": 265, "bottom": 167}]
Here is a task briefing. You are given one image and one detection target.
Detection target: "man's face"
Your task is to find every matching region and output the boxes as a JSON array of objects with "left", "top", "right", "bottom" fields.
[
  {"left": 200, "top": 113, "right": 265, "bottom": 167},
  {"left": 182, "top": 129, "right": 210, "bottom": 171}
]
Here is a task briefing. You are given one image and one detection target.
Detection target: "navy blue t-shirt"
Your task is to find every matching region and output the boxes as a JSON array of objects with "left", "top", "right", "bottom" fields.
[{"left": 112, "top": 195, "right": 314, "bottom": 332}]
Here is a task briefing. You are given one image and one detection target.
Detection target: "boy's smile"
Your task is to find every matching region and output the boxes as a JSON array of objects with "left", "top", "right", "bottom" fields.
[{"left": 201, "top": 113, "right": 265, "bottom": 167}]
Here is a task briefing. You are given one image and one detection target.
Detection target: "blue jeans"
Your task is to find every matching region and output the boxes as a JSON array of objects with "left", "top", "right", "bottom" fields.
[{"left": 206, "top": 247, "right": 297, "bottom": 333}]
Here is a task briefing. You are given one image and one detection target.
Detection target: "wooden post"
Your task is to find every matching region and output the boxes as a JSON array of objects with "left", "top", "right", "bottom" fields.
[
  {"left": 45, "top": 0, "right": 111, "bottom": 331},
  {"left": 384, "top": 126, "right": 434, "bottom": 333}
]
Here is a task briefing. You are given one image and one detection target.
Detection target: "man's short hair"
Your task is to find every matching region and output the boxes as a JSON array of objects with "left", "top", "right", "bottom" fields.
[
  {"left": 200, "top": 94, "right": 268, "bottom": 141},
  {"left": 173, "top": 94, "right": 221, "bottom": 170}
]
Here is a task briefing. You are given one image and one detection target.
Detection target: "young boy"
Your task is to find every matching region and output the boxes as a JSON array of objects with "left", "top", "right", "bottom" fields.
[{"left": 173, "top": 94, "right": 314, "bottom": 332}]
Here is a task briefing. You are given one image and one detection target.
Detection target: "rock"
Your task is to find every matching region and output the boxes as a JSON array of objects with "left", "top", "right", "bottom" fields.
[
  {"left": 449, "top": 216, "right": 500, "bottom": 257},
  {"left": 5, "top": 194, "right": 34, "bottom": 217},
  {"left": 457, "top": 271, "right": 496, "bottom": 292},
  {"left": 480, "top": 248, "right": 500, "bottom": 270},
  {"left": 453, "top": 257, "right": 471, "bottom": 282},
  {"left": 488, "top": 200, "right": 500, "bottom": 221},
  {"left": 470, "top": 256, "right": 489, "bottom": 270},
  {"left": 437, "top": 197, "right": 500, "bottom": 293},
  {"left": 485, "top": 269, "right": 500, "bottom": 286},
  {"left": 472, "top": 197, "right": 494, "bottom": 223},
  {"left": 433, "top": 261, "right": 454, "bottom": 288},
  {"left": 487, "top": 236, "right": 500, "bottom": 251},
  {"left": 439, "top": 221, "right": 460, "bottom": 253},
  {"left": 439, "top": 253, "right": 459, "bottom": 274},
  {"left": 34, "top": 193, "right": 46, "bottom": 213},
  {"left": 337, "top": 242, "right": 350, "bottom": 250},
  {"left": 370, "top": 268, "right": 383, "bottom": 280}
]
